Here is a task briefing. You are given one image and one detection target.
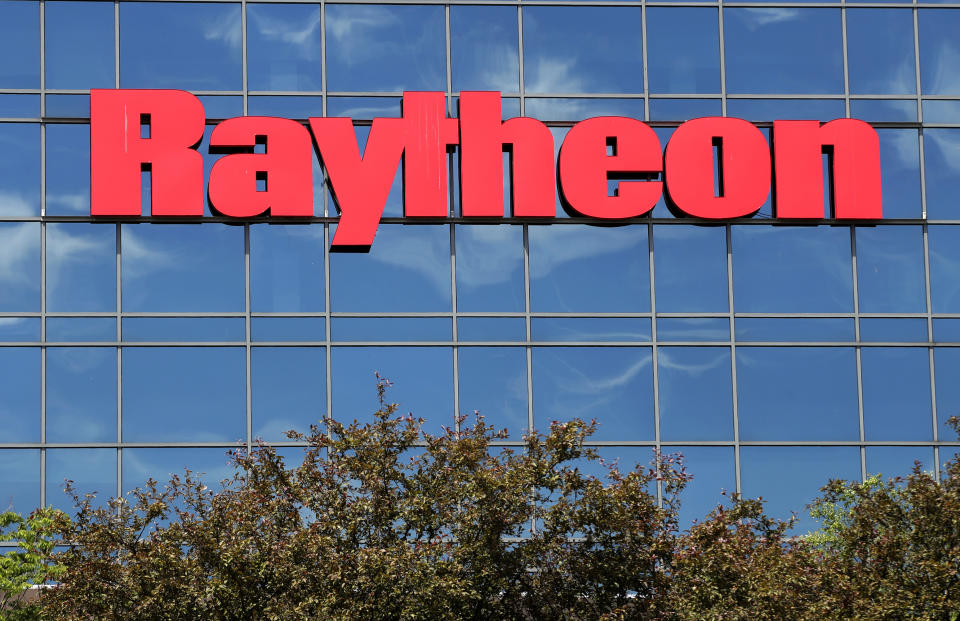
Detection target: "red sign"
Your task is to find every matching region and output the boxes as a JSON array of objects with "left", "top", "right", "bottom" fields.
[{"left": 90, "top": 89, "right": 882, "bottom": 250}]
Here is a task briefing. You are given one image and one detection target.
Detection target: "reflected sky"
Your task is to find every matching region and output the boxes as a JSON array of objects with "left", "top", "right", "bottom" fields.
[
  {"left": 919, "top": 10, "right": 960, "bottom": 95},
  {"left": 455, "top": 225, "right": 524, "bottom": 312},
  {"left": 46, "top": 347, "right": 116, "bottom": 444},
  {"left": 45, "top": 0, "right": 114, "bottom": 90},
  {"left": 0, "top": 450, "right": 40, "bottom": 516},
  {"left": 0, "top": 124, "right": 40, "bottom": 217},
  {"left": 846, "top": 9, "right": 916, "bottom": 95},
  {"left": 451, "top": 6, "right": 519, "bottom": 93},
  {"left": 0, "top": 223, "right": 40, "bottom": 311},
  {"left": 246, "top": 3, "right": 323, "bottom": 91},
  {"left": 861, "top": 347, "right": 932, "bottom": 441},
  {"left": 458, "top": 347, "right": 528, "bottom": 439},
  {"left": 646, "top": 8, "right": 721, "bottom": 95},
  {"left": 252, "top": 347, "right": 326, "bottom": 442},
  {"left": 658, "top": 347, "right": 733, "bottom": 441},
  {"left": 0, "top": 348, "right": 40, "bottom": 443},
  {"left": 0, "top": 1, "right": 39, "bottom": 88}
]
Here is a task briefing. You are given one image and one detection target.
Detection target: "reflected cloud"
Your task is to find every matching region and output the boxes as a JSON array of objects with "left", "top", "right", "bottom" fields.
[
  {"left": 250, "top": 7, "right": 323, "bottom": 51},
  {"left": 46, "top": 193, "right": 88, "bottom": 213},
  {"left": 363, "top": 227, "right": 451, "bottom": 295},
  {"left": 0, "top": 191, "right": 38, "bottom": 216},
  {"left": 738, "top": 8, "right": 801, "bottom": 30},
  {"left": 530, "top": 226, "right": 643, "bottom": 279},
  {"left": 657, "top": 349, "right": 728, "bottom": 377},
  {"left": 203, "top": 7, "right": 242, "bottom": 49},
  {"left": 925, "top": 129, "right": 960, "bottom": 173},
  {"left": 928, "top": 40, "right": 960, "bottom": 95},
  {"left": 0, "top": 223, "right": 39, "bottom": 288},
  {"left": 120, "top": 227, "right": 177, "bottom": 279},
  {"left": 326, "top": 6, "right": 401, "bottom": 63},
  {"left": 526, "top": 58, "right": 585, "bottom": 94},
  {"left": 456, "top": 226, "right": 522, "bottom": 288}
]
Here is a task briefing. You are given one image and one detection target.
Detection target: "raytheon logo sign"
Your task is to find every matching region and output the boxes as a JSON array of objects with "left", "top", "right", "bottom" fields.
[{"left": 90, "top": 89, "right": 882, "bottom": 250}]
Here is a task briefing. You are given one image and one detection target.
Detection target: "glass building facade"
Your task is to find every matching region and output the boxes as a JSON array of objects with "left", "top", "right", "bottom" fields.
[{"left": 1, "top": 0, "right": 959, "bottom": 533}]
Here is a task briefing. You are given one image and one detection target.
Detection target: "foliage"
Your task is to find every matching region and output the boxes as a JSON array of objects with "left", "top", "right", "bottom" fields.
[
  {"left": 41, "top": 378, "right": 686, "bottom": 620},
  {"left": 32, "top": 381, "right": 960, "bottom": 619},
  {"left": 805, "top": 416, "right": 960, "bottom": 620},
  {"left": 0, "top": 508, "right": 64, "bottom": 620}
]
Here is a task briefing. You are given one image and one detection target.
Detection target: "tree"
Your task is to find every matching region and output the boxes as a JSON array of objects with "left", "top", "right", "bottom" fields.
[
  {"left": 41, "top": 378, "right": 687, "bottom": 620},
  {"left": 806, "top": 417, "right": 960, "bottom": 620},
  {"left": 0, "top": 508, "right": 64, "bottom": 620}
]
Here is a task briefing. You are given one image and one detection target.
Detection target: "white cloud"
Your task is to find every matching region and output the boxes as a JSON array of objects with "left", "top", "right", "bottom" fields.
[
  {"left": 0, "top": 191, "right": 38, "bottom": 217},
  {"left": 203, "top": 8, "right": 243, "bottom": 49},
  {"left": 0, "top": 223, "right": 39, "bottom": 288}
]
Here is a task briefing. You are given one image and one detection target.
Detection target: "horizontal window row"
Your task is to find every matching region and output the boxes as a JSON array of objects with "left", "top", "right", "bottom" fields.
[
  {"left": 5, "top": 316, "right": 960, "bottom": 343},
  {"left": 1, "top": 222, "right": 958, "bottom": 312},
  {"left": 0, "top": 444, "right": 950, "bottom": 533},
  {"left": 4, "top": 3, "right": 960, "bottom": 97},
  {"left": 1, "top": 346, "right": 955, "bottom": 445}
]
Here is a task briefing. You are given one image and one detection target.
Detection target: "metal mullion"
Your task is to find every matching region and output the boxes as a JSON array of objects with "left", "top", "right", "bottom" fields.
[
  {"left": 717, "top": 0, "right": 727, "bottom": 116},
  {"left": 116, "top": 224, "right": 123, "bottom": 499},
  {"left": 727, "top": 225, "right": 740, "bottom": 494},
  {"left": 321, "top": 0, "right": 327, "bottom": 125},
  {"left": 840, "top": 0, "right": 851, "bottom": 119},
  {"left": 39, "top": 0, "right": 47, "bottom": 508},
  {"left": 517, "top": 4, "right": 525, "bottom": 117},
  {"left": 324, "top": 224, "right": 333, "bottom": 433},
  {"left": 648, "top": 224, "right": 662, "bottom": 505},
  {"left": 523, "top": 226, "right": 534, "bottom": 436},
  {"left": 446, "top": 4, "right": 461, "bottom": 432},
  {"left": 851, "top": 228, "right": 866, "bottom": 480},
  {"left": 641, "top": 0, "right": 650, "bottom": 121},
  {"left": 245, "top": 225, "right": 252, "bottom": 452},
  {"left": 241, "top": 0, "right": 248, "bottom": 116}
]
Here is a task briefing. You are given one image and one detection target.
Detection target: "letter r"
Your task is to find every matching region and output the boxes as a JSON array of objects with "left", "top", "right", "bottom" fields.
[{"left": 90, "top": 89, "right": 206, "bottom": 216}]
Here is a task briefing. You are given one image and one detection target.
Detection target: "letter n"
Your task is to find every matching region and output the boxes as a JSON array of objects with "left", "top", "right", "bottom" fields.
[{"left": 773, "top": 119, "right": 882, "bottom": 219}]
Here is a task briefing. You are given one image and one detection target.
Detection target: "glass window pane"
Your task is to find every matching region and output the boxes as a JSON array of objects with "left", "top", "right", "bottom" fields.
[
  {"left": 735, "top": 318, "right": 854, "bottom": 342},
  {"left": 246, "top": 95, "right": 324, "bottom": 119},
  {"left": 331, "top": 347, "right": 454, "bottom": 435},
  {"left": 252, "top": 347, "right": 325, "bottom": 441},
  {"left": 0, "top": 349, "right": 40, "bottom": 443},
  {"left": 325, "top": 97, "right": 401, "bottom": 119},
  {"left": 725, "top": 98, "right": 845, "bottom": 121},
  {"left": 251, "top": 224, "right": 325, "bottom": 312},
  {"left": 919, "top": 10, "right": 960, "bottom": 95},
  {"left": 455, "top": 225, "right": 525, "bottom": 313},
  {"left": 732, "top": 226, "right": 852, "bottom": 313},
  {"left": 646, "top": 8, "right": 720, "bottom": 94},
  {"left": 846, "top": 9, "right": 916, "bottom": 95},
  {"left": 923, "top": 130, "right": 960, "bottom": 220},
  {"left": 46, "top": 318, "right": 115, "bottom": 343},
  {"left": 330, "top": 224, "right": 451, "bottom": 312},
  {"left": 866, "top": 446, "right": 934, "bottom": 479},
  {"left": 246, "top": 3, "right": 323, "bottom": 91},
  {"left": 856, "top": 226, "right": 926, "bottom": 313},
  {"left": 522, "top": 7, "right": 643, "bottom": 94},
  {"left": 0, "top": 94, "right": 39, "bottom": 118},
  {"left": 674, "top": 447, "right": 735, "bottom": 528},
  {"left": 46, "top": 223, "right": 116, "bottom": 312},
  {"left": 0, "top": 1, "right": 39, "bottom": 88},
  {"left": 46, "top": 449, "right": 116, "bottom": 513},
  {"left": 876, "top": 129, "right": 922, "bottom": 219},
  {"left": 737, "top": 347, "right": 859, "bottom": 440},
  {"left": 850, "top": 99, "right": 918, "bottom": 122},
  {"left": 121, "top": 318, "right": 244, "bottom": 342},
  {"left": 122, "top": 347, "right": 245, "bottom": 442},
  {"left": 649, "top": 98, "right": 722, "bottom": 121},
  {"left": 45, "top": 94, "right": 89, "bottom": 118},
  {"left": 327, "top": 124, "right": 402, "bottom": 217},
  {"left": 45, "top": 1, "right": 114, "bottom": 89},
  {"left": 531, "top": 318, "right": 651, "bottom": 342},
  {"left": 45, "top": 124, "right": 90, "bottom": 216},
  {"left": 740, "top": 447, "right": 860, "bottom": 532},
  {"left": 121, "top": 224, "right": 244, "bottom": 312},
  {"left": 657, "top": 318, "right": 729, "bottom": 342},
  {"left": 0, "top": 223, "right": 40, "bottom": 311},
  {"left": 862, "top": 347, "right": 932, "bottom": 441},
  {"left": 122, "top": 448, "right": 235, "bottom": 493},
  {"left": 0, "top": 124, "right": 40, "bottom": 216},
  {"left": 325, "top": 5, "right": 445, "bottom": 92},
  {"left": 922, "top": 100, "right": 960, "bottom": 124},
  {"left": 119, "top": 2, "right": 242, "bottom": 90},
  {"left": 251, "top": 318, "right": 326, "bottom": 342},
  {"left": 332, "top": 318, "right": 451, "bottom": 342},
  {"left": 523, "top": 98, "right": 645, "bottom": 122},
  {"left": 457, "top": 318, "right": 526, "bottom": 342},
  {"left": 934, "top": 319, "right": 960, "bottom": 342},
  {"left": 197, "top": 95, "right": 243, "bottom": 119},
  {"left": 933, "top": 348, "right": 960, "bottom": 439},
  {"left": 928, "top": 226, "right": 960, "bottom": 312},
  {"left": 0, "top": 450, "right": 40, "bottom": 516},
  {"left": 530, "top": 225, "right": 650, "bottom": 312},
  {"left": 658, "top": 347, "right": 733, "bottom": 441},
  {"left": 458, "top": 347, "right": 528, "bottom": 439},
  {"left": 451, "top": 6, "right": 519, "bottom": 93},
  {"left": 0, "top": 318, "right": 39, "bottom": 342},
  {"left": 653, "top": 225, "right": 728, "bottom": 313},
  {"left": 532, "top": 347, "right": 654, "bottom": 441},
  {"left": 724, "top": 9, "right": 843, "bottom": 94},
  {"left": 860, "top": 318, "right": 928, "bottom": 342},
  {"left": 46, "top": 347, "right": 116, "bottom": 444}
]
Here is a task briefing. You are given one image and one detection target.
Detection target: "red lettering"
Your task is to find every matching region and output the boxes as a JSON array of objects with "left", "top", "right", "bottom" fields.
[
  {"left": 773, "top": 119, "right": 882, "bottom": 219},
  {"left": 208, "top": 116, "right": 313, "bottom": 218},
  {"left": 401, "top": 92, "right": 459, "bottom": 218},
  {"left": 90, "top": 89, "right": 205, "bottom": 216},
  {"left": 309, "top": 117, "right": 404, "bottom": 249},
  {"left": 664, "top": 117, "right": 770, "bottom": 219},
  {"left": 459, "top": 91, "right": 555, "bottom": 217},
  {"left": 558, "top": 116, "right": 662, "bottom": 219}
]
